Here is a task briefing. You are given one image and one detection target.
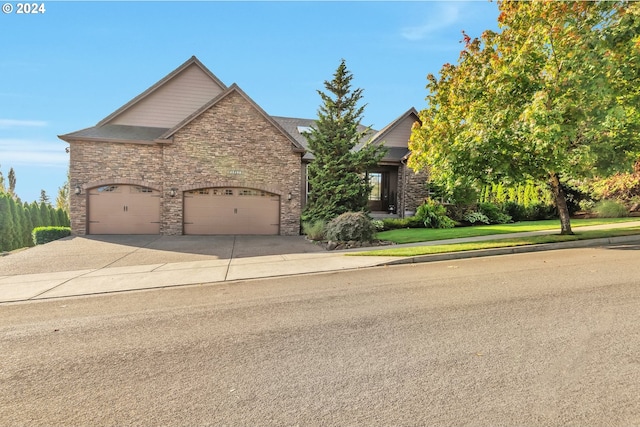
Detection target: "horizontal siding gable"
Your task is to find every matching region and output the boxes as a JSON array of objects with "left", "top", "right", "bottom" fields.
[
  {"left": 111, "top": 64, "right": 225, "bottom": 128},
  {"left": 382, "top": 114, "right": 419, "bottom": 148}
]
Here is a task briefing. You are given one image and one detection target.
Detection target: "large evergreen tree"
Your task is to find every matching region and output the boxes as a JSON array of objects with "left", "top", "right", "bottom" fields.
[
  {"left": 7, "top": 167, "right": 16, "bottom": 197},
  {"left": 302, "top": 59, "right": 386, "bottom": 222}
]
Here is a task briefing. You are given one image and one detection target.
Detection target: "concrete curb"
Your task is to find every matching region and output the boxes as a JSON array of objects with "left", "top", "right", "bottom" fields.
[{"left": 377, "top": 234, "right": 640, "bottom": 266}]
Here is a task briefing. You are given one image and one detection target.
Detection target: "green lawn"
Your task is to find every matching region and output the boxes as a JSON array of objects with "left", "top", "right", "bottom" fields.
[
  {"left": 375, "top": 218, "right": 640, "bottom": 244},
  {"left": 359, "top": 226, "right": 640, "bottom": 257}
]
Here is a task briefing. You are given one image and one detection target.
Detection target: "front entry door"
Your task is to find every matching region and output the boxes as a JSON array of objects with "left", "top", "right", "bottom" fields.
[{"left": 368, "top": 172, "right": 390, "bottom": 212}]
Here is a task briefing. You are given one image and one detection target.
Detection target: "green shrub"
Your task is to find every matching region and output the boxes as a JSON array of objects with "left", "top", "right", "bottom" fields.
[
  {"left": 302, "top": 219, "right": 326, "bottom": 240},
  {"left": 592, "top": 200, "right": 629, "bottom": 218},
  {"left": 463, "top": 211, "right": 490, "bottom": 225},
  {"left": 325, "top": 212, "right": 376, "bottom": 242},
  {"left": 478, "top": 203, "right": 512, "bottom": 224},
  {"left": 415, "top": 200, "right": 456, "bottom": 229},
  {"left": 371, "top": 219, "right": 385, "bottom": 231},
  {"left": 381, "top": 217, "right": 422, "bottom": 230},
  {"left": 523, "top": 203, "right": 557, "bottom": 221},
  {"left": 502, "top": 201, "right": 527, "bottom": 222},
  {"left": 32, "top": 226, "right": 71, "bottom": 245}
]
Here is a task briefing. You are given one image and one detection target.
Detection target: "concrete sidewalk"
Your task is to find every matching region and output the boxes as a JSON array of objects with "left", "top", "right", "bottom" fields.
[{"left": 2, "top": 221, "right": 640, "bottom": 303}]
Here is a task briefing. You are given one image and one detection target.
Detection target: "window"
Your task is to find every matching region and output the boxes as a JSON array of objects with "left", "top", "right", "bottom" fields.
[
  {"left": 369, "top": 173, "right": 382, "bottom": 201},
  {"left": 132, "top": 186, "right": 153, "bottom": 193},
  {"left": 224, "top": 189, "right": 234, "bottom": 196},
  {"left": 97, "top": 185, "right": 119, "bottom": 193}
]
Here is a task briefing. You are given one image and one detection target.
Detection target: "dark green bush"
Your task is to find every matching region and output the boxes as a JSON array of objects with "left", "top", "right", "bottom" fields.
[
  {"left": 325, "top": 212, "right": 376, "bottom": 242},
  {"left": 502, "top": 201, "right": 527, "bottom": 222},
  {"left": 32, "top": 226, "right": 71, "bottom": 245},
  {"left": 478, "top": 203, "right": 512, "bottom": 224},
  {"left": 381, "top": 216, "right": 423, "bottom": 230},
  {"left": 523, "top": 203, "right": 557, "bottom": 221}
]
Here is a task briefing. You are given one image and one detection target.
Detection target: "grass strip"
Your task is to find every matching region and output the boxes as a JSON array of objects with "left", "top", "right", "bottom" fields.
[
  {"left": 374, "top": 218, "right": 640, "bottom": 244},
  {"left": 353, "top": 227, "right": 640, "bottom": 257}
]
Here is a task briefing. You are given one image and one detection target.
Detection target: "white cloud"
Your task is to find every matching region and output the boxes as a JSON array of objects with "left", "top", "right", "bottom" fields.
[
  {"left": 400, "top": 3, "right": 461, "bottom": 41},
  {"left": 0, "top": 139, "right": 68, "bottom": 167},
  {"left": 0, "top": 119, "right": 48, "bottom": 128}
]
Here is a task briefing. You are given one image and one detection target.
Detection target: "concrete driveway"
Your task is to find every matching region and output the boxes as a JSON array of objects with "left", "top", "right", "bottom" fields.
[{"left": 0, "top": 235, "right": 326, "bottom": 276}]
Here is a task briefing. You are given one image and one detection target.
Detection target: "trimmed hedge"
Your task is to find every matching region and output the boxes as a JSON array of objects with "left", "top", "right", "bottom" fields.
[{"left": 32, "top": 226, "right": 71, "bottom": 245}]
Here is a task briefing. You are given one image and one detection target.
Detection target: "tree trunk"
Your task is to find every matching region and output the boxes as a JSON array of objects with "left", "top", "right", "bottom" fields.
[{"left": 549, "top": 172, "right": 573, "bottom": 235}]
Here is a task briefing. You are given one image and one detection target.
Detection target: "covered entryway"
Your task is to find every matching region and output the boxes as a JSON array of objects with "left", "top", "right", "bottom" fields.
[
  {"left": 88, "top": 185, "right": 161, "bottom": 234},
  {"left": 183, "top": 188, "right": 280, "bottom": 235}
]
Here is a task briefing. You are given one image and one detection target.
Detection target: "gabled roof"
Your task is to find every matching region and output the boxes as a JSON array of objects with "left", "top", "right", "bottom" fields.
[
  {"left": 59, "top": 124, "right": 169, "bottom": 144},
  {"left": 272, "top": 116, "right": 377, "bottom": 161},
  {"left": 162, "top": 84, "right": 305, "bottom": 153},
  {"left": 369, "top": 108, "right": 421, "bottom": 163},
  {"left": 96, "top": 56, "right": 227, "bottom": 127},
  {"left": 369, "top": 107, "right": 420, "bottom": 144}
]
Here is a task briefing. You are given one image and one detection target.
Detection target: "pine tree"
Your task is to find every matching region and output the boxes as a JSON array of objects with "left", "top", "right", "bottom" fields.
[
  {"left": 7, "top": 167, "right": 16, "bottom": 197},
  {"left": 22, "top": 203, "right": 34, "bottom": 247},
  {"left": 8, "top": 196, "right": 22, "bottom": 249},
  {"left": 29, "top": 201, "right": 42, "bottom": 229},
  {"left": 0, "top": 194, "right": 13, "bottom": 251},
  {"left": 39, "top": 189, "right": 50, "bottom": 205},
  {"left": 302, "top": 59, "right": 386, "bottom": 222},
  {"left": 39, "top": 201, "right": 52, "bottom": 226}
]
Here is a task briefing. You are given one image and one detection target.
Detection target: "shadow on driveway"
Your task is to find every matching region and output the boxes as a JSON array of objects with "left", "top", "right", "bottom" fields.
[{"left": 0, "top": 235, "right": 325, "bottom": 276}]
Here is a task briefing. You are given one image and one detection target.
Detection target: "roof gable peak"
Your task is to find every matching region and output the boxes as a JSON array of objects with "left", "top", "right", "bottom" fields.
[{"left": 97, "top": 56, "right": 228, "bottom": 128}]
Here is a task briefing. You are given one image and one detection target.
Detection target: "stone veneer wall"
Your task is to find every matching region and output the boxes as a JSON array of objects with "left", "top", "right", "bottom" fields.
[
  {"left": 69, "top": 91, "right": 302, "bottom": 236},
  {"left": 398, "top": 163, "right": 429, "bottom": 216},
  {"left": 164, "top": 91, "right": 302, "bottom": 235},
  {"left": 69, "top": 140, "right": 165, "bottom": 235}
]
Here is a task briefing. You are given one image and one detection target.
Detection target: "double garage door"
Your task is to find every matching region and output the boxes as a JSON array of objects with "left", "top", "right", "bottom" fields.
[
  {"left": 184, "top": 188, "right": 280, "bottom": 235},
  {"left": 88, "top": 185, "right": 279, "bottom": 235}
]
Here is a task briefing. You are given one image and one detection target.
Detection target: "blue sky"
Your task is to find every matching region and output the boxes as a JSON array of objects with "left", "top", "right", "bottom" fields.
[{"left": 1, "top": 1, "right": 500, "bottom": 204}]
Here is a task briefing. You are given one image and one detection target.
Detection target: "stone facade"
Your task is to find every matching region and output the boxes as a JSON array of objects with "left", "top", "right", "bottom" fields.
[
  {"left": 163, "top": 90, "right": 302, "bottom": 236},
  {"left": 69, "top": 141, "right": 165, "bottom": 235},
  {"left": 68, "top": 89, "right": 302, "bottom": 236},
  {"left": 398, "top": 163, "right": 429, "bottom": 216}
]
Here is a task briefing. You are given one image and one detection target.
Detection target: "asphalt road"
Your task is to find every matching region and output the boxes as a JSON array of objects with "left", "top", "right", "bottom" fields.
[{"left": 2, "top": 244, "right": 640, "bottom": 426}]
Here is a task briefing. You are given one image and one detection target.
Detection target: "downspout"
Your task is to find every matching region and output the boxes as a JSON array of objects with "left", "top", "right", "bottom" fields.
[{"left": 401, "top": 156, "right": 408, "bottom": 219}]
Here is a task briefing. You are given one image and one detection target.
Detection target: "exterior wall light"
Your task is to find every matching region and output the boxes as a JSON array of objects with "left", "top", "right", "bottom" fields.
[
  {"left": 287, "top": 192, "right": 292, "bottom": 201},
  {"left": 169, "top": 188, "right": 177, "bottom": 197},
  {"left": 74, "top": 185, "right": 82, "bottom": 195}
]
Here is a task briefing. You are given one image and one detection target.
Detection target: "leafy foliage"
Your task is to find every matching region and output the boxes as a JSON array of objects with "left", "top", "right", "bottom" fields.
[
  {"left": 415, "top": 200, "right": 456, "bottom": 229},
  {"left": 463, "top": 211, "right": 490, "bottom": 225},
  {"left": 409, "top": 1, "right": 640, "bottom": 234},
  {"left": 302, "top": 60, "right": 386, "bottom": 223},
  {"left": 591, "top": 162, "right": 640, "bottom": 203},
  {"left": 324, "top": 212, "right": 376, "bottom": 242},
  {"left": 477, "top": 203, "right": 512, "bottom": 225},
  {"left": 593, "top": 200, "right": 629, "bottom": 218}
]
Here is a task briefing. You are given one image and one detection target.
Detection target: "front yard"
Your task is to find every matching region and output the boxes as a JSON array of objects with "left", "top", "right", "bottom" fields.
[{"left": 375, "top": 218, "right": 640, "bottom": 244}]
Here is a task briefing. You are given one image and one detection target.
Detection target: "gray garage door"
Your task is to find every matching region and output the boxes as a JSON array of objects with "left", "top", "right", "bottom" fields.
[
  {"left": 183, "top": 188, "right": 280, "bottom": 235},
  {"left": 88, "top": 185, "right": 161, "bottom": 234}
]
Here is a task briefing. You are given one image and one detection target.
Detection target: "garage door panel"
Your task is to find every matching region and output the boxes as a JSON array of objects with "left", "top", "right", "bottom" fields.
[
  {"left": 88, "top": 185, "right": 160, "bottom": 235},
  {"left": 184, "top": 188, "right": 280, "bottom": 235}
]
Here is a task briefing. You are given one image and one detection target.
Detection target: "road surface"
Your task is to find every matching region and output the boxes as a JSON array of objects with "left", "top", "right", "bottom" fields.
[{"left": 2, "top": 244, "right": 640, "bottom": 426}]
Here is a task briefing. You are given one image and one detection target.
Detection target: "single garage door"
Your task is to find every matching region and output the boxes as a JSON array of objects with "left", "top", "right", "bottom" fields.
[
  {"left": 88, "top": 185, "right": 161, "bottom": 234},
  {"left": 184, "top": 188, "right": 280, "bottom": 235}
]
